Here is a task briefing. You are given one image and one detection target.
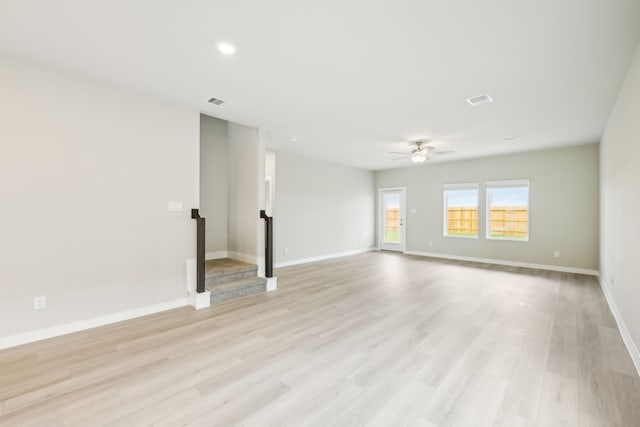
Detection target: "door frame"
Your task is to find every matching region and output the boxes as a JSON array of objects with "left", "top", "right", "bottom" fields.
[{"left": 378, "top": 187, "right": 406, "bottom": 252}]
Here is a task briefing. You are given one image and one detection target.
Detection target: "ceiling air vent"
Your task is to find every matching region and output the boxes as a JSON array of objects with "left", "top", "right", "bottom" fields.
[
  {"left": 466, "top": 94, "right": 493, "bottom": 106},
  {"left": 207, "top": 97, "right": 229, "bottom": 107}
]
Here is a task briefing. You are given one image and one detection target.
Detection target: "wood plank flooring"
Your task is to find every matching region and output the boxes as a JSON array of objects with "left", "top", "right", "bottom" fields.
[{"left": 1, "top": 252, "right": 639, "bottom": 426}]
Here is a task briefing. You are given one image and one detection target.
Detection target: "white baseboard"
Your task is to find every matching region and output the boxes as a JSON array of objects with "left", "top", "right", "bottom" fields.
[
  {"left": 0, "top": 297, "right": 189, "bottom": 350},
  {"left": 274, "top": 247, "right": 376, "bottom": 269},
  {"left": 205, "top": 251, "right": 228, "bottom": 260},
  {"left": 600, "top": 281, "right": 640, "bottom": 376},
  {"left": 404, "top": 250, "right": 599, "bottom": 276},
  {"left": 228, "top": 251, "right": 258, "bottom": 265}
]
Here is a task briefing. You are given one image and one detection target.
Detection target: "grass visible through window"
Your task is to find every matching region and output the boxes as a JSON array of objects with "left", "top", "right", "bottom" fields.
[{"left": 384, "top": 229, "right": 399, "bottom": 242}]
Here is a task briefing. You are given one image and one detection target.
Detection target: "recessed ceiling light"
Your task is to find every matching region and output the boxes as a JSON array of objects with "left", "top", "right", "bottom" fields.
[
  {"left": 290, "top": 137, "right": 297, "bottom": 142},
  {"left": 217, "top": 41, "right": 236, "bottom": 55},
  {"left": 466, "top": 94, "right": 493, "bottom": 106}
]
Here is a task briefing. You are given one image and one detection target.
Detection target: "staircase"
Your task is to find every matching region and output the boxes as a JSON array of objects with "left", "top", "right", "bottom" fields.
[{"left": 205, "top": 258, "right": 267, "bottom": 304}]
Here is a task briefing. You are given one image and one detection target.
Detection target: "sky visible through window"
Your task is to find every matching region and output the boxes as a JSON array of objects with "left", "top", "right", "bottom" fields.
[
  {"left": 447, "top": 190, "right": 478, "bottom": 207},
  {"left": 384, "top": 193, "right": 400, "bottom": 209},
  {"left": 490, "top": 187, "right": 528, "bottom": 206}
]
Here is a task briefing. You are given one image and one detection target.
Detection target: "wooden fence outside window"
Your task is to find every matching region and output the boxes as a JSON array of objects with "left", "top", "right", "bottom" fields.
[
  {"left": 447, "top": 206, "right": 528, "bottom": 238},
  {"left": 487, "top": 206, "right": 528, "bottom": 238},
  {"left": 446, "top": 207, "right": 478, "bottom": 236},
  {"left": 386, "top": 206, "right": 528, "bottom": 239}
]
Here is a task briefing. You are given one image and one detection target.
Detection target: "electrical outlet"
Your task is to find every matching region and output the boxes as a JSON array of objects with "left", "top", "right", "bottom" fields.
[
  {"left": 284, "top": 247, "right": 289, "bottom": 255},
  {"left": 428, "top": 241, "right": 433, "bottom": 247},
  {"left": 354, "top": 239, "right": 358, "bottom": 246},
  {"left": 553, "top": 250, "right": 560, "bottom": 258},
  {"left": 34, "top": 296, "right": 47, "bottom": 310}
]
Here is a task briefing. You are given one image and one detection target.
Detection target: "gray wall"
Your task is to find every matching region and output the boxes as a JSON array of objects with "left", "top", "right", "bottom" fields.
[
  {"left": 227, "top": 123, "right": 261, "bottom": 261},
  {"left": 375, "top": 144, "right": 599, "bottom": 270},
  {"left": 199, "top": 115, "right": 228, "bottom": 254},
  {"left": 600, "top": 43, "right": 640, "bottom": 367},
  {"left": 274, "top": 151, "right": 376, "bottom": 264},
  {"left": 0, "top": 56, "right": 199, "bottom": 338}
]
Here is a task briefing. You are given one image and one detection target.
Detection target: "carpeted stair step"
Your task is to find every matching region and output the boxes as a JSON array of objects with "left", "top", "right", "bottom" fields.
[
  {"left": 205, "top": 258, "right": 258, "bottom": 287},
  {"left": 208, "top": 277, "right": 267, "bottom": 304}
]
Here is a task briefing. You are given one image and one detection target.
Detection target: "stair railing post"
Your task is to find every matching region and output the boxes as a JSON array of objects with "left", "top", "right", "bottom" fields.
[
  {"left": 191, "top": 209, "right": 206, "bottom": 293},
  {"left": 260, "top": 210, "right": 273, "bottom": 278}
]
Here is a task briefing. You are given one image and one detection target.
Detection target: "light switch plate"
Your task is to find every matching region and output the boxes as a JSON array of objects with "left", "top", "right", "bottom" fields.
[{"left": 34, "top": 296, "right": 46, "bottom": 310}]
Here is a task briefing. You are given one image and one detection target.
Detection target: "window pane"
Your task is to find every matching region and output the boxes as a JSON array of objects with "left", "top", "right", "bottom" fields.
[
  {"left": 445, "top": 189, "right": 478, "bottom": 237},
  {"left": 488, "top": 187, "right": 528, "bottom": 240},
  {"left": 384, "top": 193, "right": 400, "bottom": 243}
]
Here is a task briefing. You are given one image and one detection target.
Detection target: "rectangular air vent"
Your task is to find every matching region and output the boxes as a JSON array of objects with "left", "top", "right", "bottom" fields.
[
  {"left": 207, "top": 97, "right": 228, "bottom": 107},
  {"left": 466, "top": 94, "right": 493, "bottom": 106}
]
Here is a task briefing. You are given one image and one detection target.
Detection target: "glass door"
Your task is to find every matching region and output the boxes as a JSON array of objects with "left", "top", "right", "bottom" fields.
[{"left": 379, "top": 188, "right": 406, "bottom": 251}]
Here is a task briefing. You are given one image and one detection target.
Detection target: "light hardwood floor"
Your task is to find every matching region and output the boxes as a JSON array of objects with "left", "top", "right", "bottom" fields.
[{"left": 1, "top": 252, "right": 639, "bottom": 426}]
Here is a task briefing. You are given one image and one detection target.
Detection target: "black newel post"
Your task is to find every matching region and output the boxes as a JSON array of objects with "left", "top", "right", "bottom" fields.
[
  {"left": 260, "top": 210, "right": 273, "bottom": 278},
  {"left": 191, "top": 209, "right": 206, "bottom": 293}
]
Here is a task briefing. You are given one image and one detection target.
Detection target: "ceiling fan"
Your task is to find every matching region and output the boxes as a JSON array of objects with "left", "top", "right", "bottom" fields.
[{"left": 390, "top": 141, "right": 454, "bottom": 163}]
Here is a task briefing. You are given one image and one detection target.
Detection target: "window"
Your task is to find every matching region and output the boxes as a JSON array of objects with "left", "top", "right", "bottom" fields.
[
  {"left": 443, "top": 183, "right": 479, "bottom": 238},
  {"left": 486, "top": 180, "right": 529, "bottom": 241},
  {"left": 383, "top": 192, "right": 400, "bottom": 243}
]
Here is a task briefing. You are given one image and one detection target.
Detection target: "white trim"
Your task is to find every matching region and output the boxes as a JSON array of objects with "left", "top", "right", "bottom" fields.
[
  {"left": 257, "top": 255, "right": 266, "bottom": 277},
  {"left": 600, "top": 281, "right": 640, "bottom": 376},
  {"left": 189, "top": 290, "right": 211, "bottom": 310},
  {"left": 443, "top": 185, "right": 479, "bottom": 239},
  {"left": 486, "top": 179, "right": 530, "bottom": 188},
  {"left": 0, "top": 298, "right": 189, "bottom": 350},
  {"left": 265, "top": 176, "right": 273, "bottom": 216},
  {"left": 266, "top": 277, "right": 278, "bottom": 291},
  {"left": 275, "top": 247, "right": 376, "bottom": 269},
  {"left": 486, "top": 236, "right": 529, "bottom": 242},
  {"left": 205, "top": 251, "right": 228, "bottom": 260},
  {"left": 486, "top": 182, "right": 530, "bottom": 242},
  {"left": 227, "top": 251, "right": 258, "bottom": 265},
  {"left": 404, "top": 250, "right": 599, "bottom": 276},
  {"left": 186, "top": 258, "right": 196, "bottom": 292},
  {"left": 443, "top": 182, "right": 479, "bottom": 190},
  {"left": 378, "top": 187, "right": 407, "bottom": 252}
]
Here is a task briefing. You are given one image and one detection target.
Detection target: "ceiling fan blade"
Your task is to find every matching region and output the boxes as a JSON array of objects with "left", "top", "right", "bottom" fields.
[
  {"left": 432, "top": 150, "right": 454, "bottom": 155},
  {"left": 389, "top": 151, "right": 410, "bottom": 155},
  {"left": 392, "top": 156, "right": 409, "bottom": 160}
]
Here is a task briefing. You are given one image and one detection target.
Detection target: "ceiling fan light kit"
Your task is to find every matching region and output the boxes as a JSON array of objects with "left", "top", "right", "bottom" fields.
[
  {"left": 411, "top": 151, "right": 427, "bottom": 163},
  {"left": 390, "top": 140, "right": 452, "bottom": 163}
]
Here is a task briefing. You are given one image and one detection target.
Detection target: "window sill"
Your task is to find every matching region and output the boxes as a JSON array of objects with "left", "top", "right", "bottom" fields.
[
  {"left": 444, "top": 234, "right": 479, "bottom": 239},
  {"left": 486, "top": 237, "right": 529, "bottom": 242}
]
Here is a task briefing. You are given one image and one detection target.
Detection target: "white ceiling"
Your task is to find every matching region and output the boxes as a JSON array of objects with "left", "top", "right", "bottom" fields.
[{"left": 1, "top": 0, "right": 639, "bottom": 170}]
